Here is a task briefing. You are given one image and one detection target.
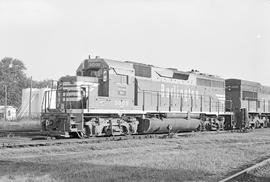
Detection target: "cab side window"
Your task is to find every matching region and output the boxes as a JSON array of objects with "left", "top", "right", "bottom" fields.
[
  {"left": 103, "top": 70, "right": 108, "bottom": 82},
  {"left": 98, "top": 69, "right": 109, "bottom": 97}
]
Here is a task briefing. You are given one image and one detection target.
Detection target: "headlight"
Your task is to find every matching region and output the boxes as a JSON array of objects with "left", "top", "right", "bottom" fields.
[{"left": 45, "top": 120, "right": 53, "bottom": 126}]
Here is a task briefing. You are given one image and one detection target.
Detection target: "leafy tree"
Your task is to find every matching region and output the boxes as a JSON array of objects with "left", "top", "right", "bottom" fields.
[
  {"left": 0, "top": 57, "right": 58, "bottom": 109},
  {"left": 0, "top": 57, "right": 28, "bottom": 108}
]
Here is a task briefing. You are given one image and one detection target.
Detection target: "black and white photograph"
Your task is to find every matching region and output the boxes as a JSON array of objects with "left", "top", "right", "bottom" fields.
[{"left": 0, "top": 0, "right": 270, "bottom": 181}]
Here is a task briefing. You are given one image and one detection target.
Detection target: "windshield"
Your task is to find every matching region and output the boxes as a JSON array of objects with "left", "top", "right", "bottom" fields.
[
  {"left": 56, "top": 86, "right": 87, "bottom": 110},
  {"left": 86, "top": 69, "right": 103, "bottom": 77}
]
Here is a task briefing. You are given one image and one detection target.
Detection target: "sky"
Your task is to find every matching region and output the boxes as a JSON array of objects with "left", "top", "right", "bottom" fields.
[{"left": 0, "top": 0, "right": 270, "bottom": 85}]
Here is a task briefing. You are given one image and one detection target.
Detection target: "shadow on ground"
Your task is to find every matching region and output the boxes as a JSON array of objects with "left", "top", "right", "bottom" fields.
[{"left": 0, "top": 160, "right": 214, "bottom": 182}]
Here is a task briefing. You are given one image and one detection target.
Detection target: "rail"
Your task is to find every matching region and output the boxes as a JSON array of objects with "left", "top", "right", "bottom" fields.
[{"left": 219, "top": 157, "right": 270, "bottom": 182}]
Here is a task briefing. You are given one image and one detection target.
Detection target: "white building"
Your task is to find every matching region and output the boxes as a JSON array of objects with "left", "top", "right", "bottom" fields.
[
  {"left": 0, "top": 106, "right": 17, "bottom": 121},
  {"left": 17, "top": 88, "right": 56, "bottom": 119}
]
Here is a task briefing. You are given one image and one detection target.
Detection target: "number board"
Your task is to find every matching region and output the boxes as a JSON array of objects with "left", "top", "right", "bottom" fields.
[{"left": 88, "top": 62, "right": 102, "bottom": 68}]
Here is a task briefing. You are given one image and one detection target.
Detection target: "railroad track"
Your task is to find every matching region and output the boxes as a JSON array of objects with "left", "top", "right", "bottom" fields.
[
  {"left": 219, "top": 156, "right": 270, "bottom": 182},
  {"left": 0, "top": 133, "right": 161, "bottom": 149},
  {"left": 0, "top": 128, "right": 266, "bottom": 149},
  {"left": 0, "top": 127, "right": 245, "bottom": 138},
  {"left": 0, "top": 129, "right": 41, "bottom": 133},
  {"left": 0, "top": 129, "right": 43, "bottom": 137},
  {"left": 0, "top": 129, "right": 227, "bottom": 149}
]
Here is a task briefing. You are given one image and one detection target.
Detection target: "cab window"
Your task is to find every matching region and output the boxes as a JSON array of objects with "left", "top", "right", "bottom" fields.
[{"left": 86, "top": 69, "right": 103, "bottom": 77}]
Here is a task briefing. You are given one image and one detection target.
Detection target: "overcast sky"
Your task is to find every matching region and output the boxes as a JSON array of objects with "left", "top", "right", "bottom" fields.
[{"left": 0, "top": 0, "right": 270, "bottom": 85}]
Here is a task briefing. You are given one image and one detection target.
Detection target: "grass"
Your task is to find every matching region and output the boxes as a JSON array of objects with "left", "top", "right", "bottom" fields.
[
  {"left": 1, "top": 129, "right": 270, "bottom": 181},
  {"left": 0, "top": 118, "right": 41, "bottom": 130}
]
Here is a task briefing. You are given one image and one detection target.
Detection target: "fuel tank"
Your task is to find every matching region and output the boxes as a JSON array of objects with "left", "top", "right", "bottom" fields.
[{"left": 137, "top": 117, "right": 201, "bottom": 134}]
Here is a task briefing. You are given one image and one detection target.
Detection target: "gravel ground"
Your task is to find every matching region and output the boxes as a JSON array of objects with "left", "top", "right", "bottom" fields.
[{"left": 1, "top": 128, "right": 270, "bottom": 182}]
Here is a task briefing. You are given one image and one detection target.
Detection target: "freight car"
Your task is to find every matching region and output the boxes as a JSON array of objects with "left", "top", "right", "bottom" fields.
[
  {"left": 41, "top": 56, "right": 232, "bottom": 138},
  {"left": 226, "top": 79, "right": 270, "bottom": 128}
]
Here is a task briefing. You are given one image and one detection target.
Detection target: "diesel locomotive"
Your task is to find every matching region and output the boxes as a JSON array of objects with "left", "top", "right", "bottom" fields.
[
  {"left": 226, "top": 79, "right": 270, "bottom": 128},
  {"left": 41, "top": 56, "right": 235, "bottom": 137}
]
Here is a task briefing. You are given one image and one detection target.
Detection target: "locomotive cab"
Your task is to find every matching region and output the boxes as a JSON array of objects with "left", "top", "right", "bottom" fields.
[
  {"left": 41, "top": 75, "right": 100, "bottom": 137},
  {"left": 78, "top": 61, "right": 109, "bottom": 97}
]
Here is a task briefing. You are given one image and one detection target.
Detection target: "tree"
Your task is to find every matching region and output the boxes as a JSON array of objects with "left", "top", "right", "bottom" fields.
[
  {"left": 32, "top": 79, "right": 56, "bottom": 89},
  {"left": 0, "top": 57, "right": 28, "bottom": 108}
]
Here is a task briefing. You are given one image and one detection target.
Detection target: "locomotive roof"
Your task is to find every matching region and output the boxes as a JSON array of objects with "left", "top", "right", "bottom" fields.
[
  {"left": 190, "top": 72, "right": 224, "bottom": 81},
  {"left": 226, "top": 79, "right": 261, "bottom": 86},
  {"left": 76, "top": 58, "right": 134, "bottom": 73},
  {"left": 226, "top": 79, "right": 270, "bottom": 94},
  {"left": 127, "top": 60, "right": 223, "bottom": 80},
  {"left": 77, "top": 57, "right": 224, "bottom": 81},
  {"left": 101, "top": 58, "right": 134, "bottom": 70}
]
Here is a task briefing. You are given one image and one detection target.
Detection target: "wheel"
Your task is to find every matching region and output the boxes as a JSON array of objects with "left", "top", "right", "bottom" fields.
[
  {"left": 105, "top": 128, "right": 112, "bottom": 136},
  {"left": 121, "top": 126, "right": 129, "bottom": 135},
  {"left": 85, "top": 125, "right": 92, "bottom": 137}
]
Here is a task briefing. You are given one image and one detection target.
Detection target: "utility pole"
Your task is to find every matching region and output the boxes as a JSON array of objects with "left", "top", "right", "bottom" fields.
[
  {"left": 4, "top": 85, "right": 7, "bottom": 121},
  {"left": 29, "top": 76, "right": 32, "bottom": 118}
]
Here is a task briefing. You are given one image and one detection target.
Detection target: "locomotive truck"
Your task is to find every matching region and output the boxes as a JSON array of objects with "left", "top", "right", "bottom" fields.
[{"left": 41, "top": 56, "right": 232, "bottom": 138}]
